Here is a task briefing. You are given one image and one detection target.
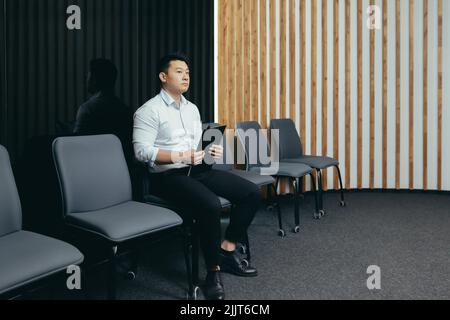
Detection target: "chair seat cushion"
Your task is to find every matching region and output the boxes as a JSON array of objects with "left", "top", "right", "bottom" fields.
[
  {"left": 250, "top": 162, "right": 312, "bottom": 178},
  {"left": 0, "top": 231, "right": 84, "bottom": 295},
  {"left": 144, "top": 195, "right": 232, "bottom": 210},
  {"left": 283, "top": 156, "right": 339, "bottom": 169},
  {"left": 229, "top": 169, "right": 275, "bottom": 187},
  {"left": 66, "top": 201, "right": 183, "bottom": 243}
]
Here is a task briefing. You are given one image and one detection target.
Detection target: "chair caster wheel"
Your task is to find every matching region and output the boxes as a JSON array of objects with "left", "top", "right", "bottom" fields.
[
  {"left": 313, "top": 212, "right": 322, "bottom": 220},
  {"left": 339, "top": 201, "right": 346, "bottom": 207},
  {"left": 238, "top": 245, "right": 247, "bottom": 255},
  {"left": 187, "top": 286, "right": 200, "bottom": 300},
  {"left": 278, "top": 229, "right": 286, "bottom": 237},
  {"left": 293, "top": 226, "right": 300, "bottom": 233},
  {"left": 241, "top": 259, "right": 250, "bottom": 267},
  {"left": 319, "top": 209, "right": 326, "bottom": 216},
  {"left": 125, "top": 270, "right": 136, "bottom": 281}
]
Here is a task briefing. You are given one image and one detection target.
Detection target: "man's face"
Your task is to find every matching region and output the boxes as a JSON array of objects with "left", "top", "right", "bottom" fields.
[{"left": 160, "top": 60, "right": 190, "bottom": 94}]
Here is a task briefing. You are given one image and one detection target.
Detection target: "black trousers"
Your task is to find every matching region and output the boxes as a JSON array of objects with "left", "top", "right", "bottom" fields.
[{"left": 149, "top": 166, "right": 261, "bottom": 269}]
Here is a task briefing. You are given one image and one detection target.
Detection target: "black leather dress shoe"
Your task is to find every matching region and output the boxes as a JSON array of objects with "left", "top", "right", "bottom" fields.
[
  {"left": 219, "top": 250, "right": 258, "bottom": 277},
  {"left": 203, "top": 271, "right": 225, "bottom": 300}
]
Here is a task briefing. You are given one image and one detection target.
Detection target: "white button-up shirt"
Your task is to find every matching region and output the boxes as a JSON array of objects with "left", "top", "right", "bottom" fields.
[{"left": 133, "top": 90, "right": 203, "bottom": 172}]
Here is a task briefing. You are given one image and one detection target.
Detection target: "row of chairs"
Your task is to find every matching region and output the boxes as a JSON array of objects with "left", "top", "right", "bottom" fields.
[
  {"left": 141, "top": 119, "right": 347, "bottom": 299},
  {"left": 0, "top": 144, "right": 84, "bottom": 298},
  {"left": 0, "top": 118, "right": 346, "bottom": 300},
  {"left": 1, "top": 133, "right": 264, "bottom": 300},
  {"left": 235, "top": 119, "right": 345, "bottom": 233},
  {"left": 1, "top": 136, "right": 185, "bottom": 299}
]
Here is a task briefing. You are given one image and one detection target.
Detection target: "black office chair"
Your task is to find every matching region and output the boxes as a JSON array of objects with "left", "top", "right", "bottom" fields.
[
  {"left": 0, "top": 145, "right": 84, "bottom": 299},
  {"left": 209, "top": 123, "right": 277, "bottom": 190},
  {"left": 210, "top": 128, "right": 280, "bottom": 235},
  {"left": 270, "top": 119, "right": 346, "bottom": 216},
  {"left": 236, "top": 121, "right": 320, "bottom": 235},
  {"left": 52, "top": 135, "right": 185, "bottom": 300}
]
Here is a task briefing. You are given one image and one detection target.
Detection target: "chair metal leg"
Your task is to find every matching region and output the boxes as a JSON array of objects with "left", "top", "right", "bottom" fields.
[
  {"left": 182, "top": 227, "right": 198, "bottom": 300},
  {"left": 270, "top": 183, "right": 285, "bottom": 237},
  {"left": 124, "top": 250, "right": 139, "bottom": 281},
  {"left": 266, "top": 183, "right": 276, "bottom": 211},
  {"left": 107, "top": 246, "right": 118, "bottom": 300},
  {"left": 298, "top": 177, "right": 305, "bottom": 199},
  {"left": 335, "top": 165, "right": 346, "bottom": 207},
  {"left": 316, "top": 169, "right": 325, "bottom": 215},
  {"left": 309, "top": 173, "right": 321, "bottom": 219},
  {"left": 292, "top": 178, "right": 300, "bottom": 233}
]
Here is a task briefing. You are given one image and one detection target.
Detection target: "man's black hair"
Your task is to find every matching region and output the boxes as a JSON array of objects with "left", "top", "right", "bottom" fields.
[
  {"left": 158, "top": 52, "right": 190, "bottom": 82},
  {"left": 89, "top": 58, "right": 118, "bottom": 90}
]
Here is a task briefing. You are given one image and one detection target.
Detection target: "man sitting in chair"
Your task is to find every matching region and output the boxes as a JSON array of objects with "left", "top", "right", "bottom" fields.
[{"left": 133, "top": 53, "right": 260, "bottom": 300}]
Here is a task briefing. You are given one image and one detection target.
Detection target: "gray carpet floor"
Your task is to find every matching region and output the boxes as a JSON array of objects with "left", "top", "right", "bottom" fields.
[{"left": 39, "top": 191, "right": 450, "bottom": 300}]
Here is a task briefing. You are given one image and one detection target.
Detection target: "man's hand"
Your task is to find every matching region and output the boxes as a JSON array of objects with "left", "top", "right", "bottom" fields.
[
  {"left": 184, "top": 150, "right": 205, "bottom": 166},
  {"left": 208, "top": 144, "right": 223, "bottom": 160}
]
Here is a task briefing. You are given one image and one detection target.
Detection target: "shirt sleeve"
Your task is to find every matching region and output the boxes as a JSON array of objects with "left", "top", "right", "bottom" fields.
[
  {"left": 133, "top": 107, "right": 160, "bottom": 166},
  {"left": 192, "top": 107, "right": 203, "bottom": 149}
]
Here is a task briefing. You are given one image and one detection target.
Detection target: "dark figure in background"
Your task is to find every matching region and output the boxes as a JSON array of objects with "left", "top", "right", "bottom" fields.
[
  {"left": 74, "top": 58, "right": 133, "bottom": 164},
  {"left": 74, "top": 59, "right": 136, "bottom": 277}
]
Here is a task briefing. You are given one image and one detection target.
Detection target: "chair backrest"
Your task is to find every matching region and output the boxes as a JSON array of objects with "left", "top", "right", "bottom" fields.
[
  {"left": 236, "top": 121, "right": 272, "bottom": 171},
  {"left": 53, "top": 135, "right": 132, "bottom": 216},
  {"left": 270, "top": 119, "right": 303, "bottom": 159},
  {"left": 0, "top": 145, "right": 22, "bottom": 237}
]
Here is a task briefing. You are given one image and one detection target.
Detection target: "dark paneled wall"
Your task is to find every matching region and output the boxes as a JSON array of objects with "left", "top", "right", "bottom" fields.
[
  {"left": 1, "top": 0, "right": 214, "bottom": 162},
  {"left": 138, "top": 0, "right": 214, "bottom": 115},
  {"left": 1, "top": 0, "right": 5, "bottom": 144}
]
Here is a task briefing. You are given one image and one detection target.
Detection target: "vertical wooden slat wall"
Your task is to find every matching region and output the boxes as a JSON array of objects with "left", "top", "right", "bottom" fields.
[
  {"left": 437, "top": 0, "right": 442, "bottom": 191},
  {"left": 395, "top": 0, "right": 401, "bottom": 189},
  {"left": 321, "top": 0, "right": 328, "bottom": 191},
  {"left": 259, "top": 0, "right": 267, "bottom": 129},
  {"left": 280, "top": 0, "right": 287, "bottom": 194},
  {"left": 409, "top": 0, "right": 414, "bottom": 190},
  {"left": 382, "top": 0, "right": 388, "bottom": 189},
  {"left": 251, "top": 0, "right": 259, "bottom": 122},
  {"left": 242, "top": 0, "right": 253, "bottom": 119},
  {"left": 300, "top": 0, "right": 306, "bottom": 158},
  {"left": 217, "top": 0, "right": 449, "bottom": 192},
  {"left": 423, "top": 0, "right": 428, "bottom": 191},
  {"left": 269, "top": 0, "right": 276, "bottom": 124},
  {"left": 345, "top": 0, "right": 350, "bottom": 189},
  {"left": 357, "top": 0, "right": 363, "bottom": 189},
  {"left": 236, "top": 0, "right": 243, "bottom": 125},
  {"left": 280, "top": 0, "right": 287, "bottom": 119},
  {"left": 311, "top": 0, "right": 317, "bottom": 157},
  {"left": 369, "top": 0, "right": 375, "bottom": 189},
  {"left": 332, "top": 0, "right": 339, "bottom": 190},
  {"left": 289, "top": 0, "right": 296, "bottom": 122}
]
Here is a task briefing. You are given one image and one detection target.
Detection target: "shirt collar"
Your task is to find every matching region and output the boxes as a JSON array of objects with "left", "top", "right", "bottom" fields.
[{"left": 160, "top": 89, "right": 188, "bottom": 107}]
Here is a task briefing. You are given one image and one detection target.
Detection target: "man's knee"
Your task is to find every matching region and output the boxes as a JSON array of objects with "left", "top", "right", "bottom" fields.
[{"left": 197, "top": 196, "right": 222, "bottom": 218}]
